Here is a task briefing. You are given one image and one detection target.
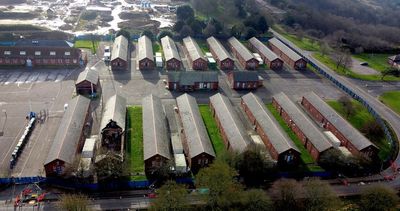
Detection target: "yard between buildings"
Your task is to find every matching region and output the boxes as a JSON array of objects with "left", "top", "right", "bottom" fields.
[
  {"left": 196, "top": 40, "right": 210, "bottom": 54},
  {"left": 266, "top": 104, "right": 324, "bottom": 172},
  {"left": 327, "top": 100, "right": 392, "bottom": 160},
  {"left": 379, "top": 91, "right": 400, "bottom": 115},
  {"left": 153, "top": 42, "right": 162, "bottom": 53},
  {"left": 74, "top": 40, "right": 99, "bottom": 54},
  {"left": 126, "top": 106, "right": 146, "bottom": 181},
  {"left": 199, "top": 105, "right": 226, "bottom": 157}
]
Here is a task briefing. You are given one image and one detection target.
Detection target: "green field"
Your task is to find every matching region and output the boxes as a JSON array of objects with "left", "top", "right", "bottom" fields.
[
  {"left": 74, "top": 40, "right": 99, "bottom": 54},
  {"left": 153, "top": 42, "right": 162, "bottom": 53},
  {"left": 327, "top": 100, "right": 391, "bottom": 160},
  {"left": 353, "top": 53, "right": 392, "bottom": 72},
  {"left": 199, "top": 105, "right": 226, "bottom": 157},
  {"left": 273, "top": 25, "right": 320, "bottom": 52},
  {"left": 379, "top": 91, "right": 400, "bottom": 115},
  {"left": 126, "top": 106, "right": 146, "bottom": 181},
  {"left": 266, "top": 104, "right": 323, "bottom": 172}
]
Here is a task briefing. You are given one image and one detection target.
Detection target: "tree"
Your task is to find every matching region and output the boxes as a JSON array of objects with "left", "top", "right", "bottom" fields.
[
  {"left": 338, "top": 96, "right": 355, "bottom": 118},
  {"left": 203, "top": 23, "right": 216, "bottom": 37},
  {"left": 240, "top": 189, "right": 272, "bottom": 211},
  {"left": 157, "top": 30, "right": 174, "bottom": 41},
  {"left": 381, "top": 68, "right": 400, "bottom": 80},
  {"left": 173, "top": 20, "right": 185, "bottom": 32},
  {"left": 320, "top": 41, "right": 330, "bottom": 56},
  {"left": 270, "top": 179, "right": 302, "bottom": 210},
  {"left": 179, "top": 25, "right": 193, "bottom": 38},
  {"left": 94, "top": 151, "right": 127, "bottom": 180},
  {"left": 116, "top": 29, "right": 131, "bottom": 42},
  {"left": 150, "top": 181, "right": 188, "bottom": 211},
  {"left": 236, "top": 145, "right": 276, "bottom": 187},
  {"left": 245, "top": 27, "right": 258, "bottom": 40},
  {"left": 141, "top": 30, "right": 154, "bottom": 41},
  {"left": 189, "top": 19, "right": 205, "bottom": 35},
  {"left": 257, "top": 16, "right": 269, "bottom": 33},
  {"left": 342, "top": 51, "right": 353, "bottom": 70},
  {"left": 176, "top": 5, "right": 194, "bottom": 21},
  {"left": 58, "top": 194, "right": 89, "bottom": 211},
  {"left": 361, "top": 120, "right": 384, "bottom": 142},
  {"left": 196, "top": 160, "right": 242, "bottom": 209},
  {"left": 360, "top": 184, "right": 399, "bottom": 211},
  {"left": 231, "top": 24, "right": 245, "bottom": 38},
  {"left": 302, "top": 179, "right": 341, "bottom": 211}
]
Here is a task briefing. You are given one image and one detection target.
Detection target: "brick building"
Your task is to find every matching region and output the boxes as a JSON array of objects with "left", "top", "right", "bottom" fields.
[
  {"left": 301, "top": 92, "right": 378, "bottom": 158},
  {"left": 111, "top": 35, "right": 129, "bottom": 71},
  {"left": 161, "top": 36, "right": 181, "bottom": 70},
  {"left": 268, "top": 38, "right": 307, "bottom": 70},
  {"left": 138, "top": 35, "right": 154, "bottom": 70},
  {"left": 209, "top": 93, "right": 251, "bottom": 153},
  {"left": 177, "top": 94, "right": 215, "bottom": 172},
  {"left": 183, "top": 36, "right": 207, "bottom": 70},
  {"left": 241, "top": 93, "right": 300, "bottom": 165},
  {"left": 228, "top": 37, "right": 259, "bottom": 70},
  {"left": 272, "top": 92, "right": 333, "bottom": 160},
  {"left": 249, "top": 37, "right": 283, "bottom": 70},
  {"left": 227, "top": 71, "right": 261, "bottom": 90},
  {"left": 0, "top": 40, "right": 81, "bottom": 67},
  {"left": 206, "top": 36, "right": 234, "bottom": 70},
  {"left": 167, "top": 71, "right": 218, "bottom": 91},
  {"left": 75, "top": 67, "right": 100, "bottom": 95}
]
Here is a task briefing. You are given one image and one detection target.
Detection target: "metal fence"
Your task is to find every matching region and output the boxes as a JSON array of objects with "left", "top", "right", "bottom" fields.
[{"left": 273, "top": 36, "right": 396, "bottom": 162}]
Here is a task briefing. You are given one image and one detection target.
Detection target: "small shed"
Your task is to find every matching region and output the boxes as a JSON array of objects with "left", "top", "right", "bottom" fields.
[{"left": 75, "top": 67, "right": 100, "bottom": 95}]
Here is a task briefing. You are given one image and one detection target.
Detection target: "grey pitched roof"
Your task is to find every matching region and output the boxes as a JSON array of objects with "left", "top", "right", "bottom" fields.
[
  {"left": 75, "top": 67, "right": 99, "bottom": 85},
  {"left": 228, "top": 37, "right": 255, "bottom": 61},
  {"left": 142, "top": 95, "right": 171, "bottom": 160},
  {"left": 230, "top": 71, "right": 259, "bottom": 82},
  {"left": 100, "top": 95, "right": 127, "bottom": 131},
  {"left": 242, "top": 93, "right": 300, "bottom": 154},
  {"left": 167, "top": 71, "right": 218, "bottom": 86},
  {"left": 44, "top": 96, "right": 91, "bottom": 165},
  {"left": 111, "top": 35, "right": 128, "bottom": 61},
  {"left": 177, "top": 94, "right": 216, "bottom": 158},
  {"left": 269, "top": 37, "right": 302, "bottom": 61},
  {"left": 273, "top": 92, "right": 332, "bottom": 152},
  {"left": 249, "top": 37, "right": 280, "bottom": 62},
  {"left": 210, "top": 93, "right": 251, "bottom": 153},
  {"left": 137, "top": 35, "right": 154, "bottom": 62},
  {"left": 206, "top": 36, "right": 232, "bottom": 61},
  {"left": 12, "top": 40, "right": 74, "bottom": 48},
  {"left": 389, "top": 55, "right": 400, "bottom": 62},
  {"left": 182, "top": 36, "right": 206, "bottom": 62},
  {"left": 302, "top": 92, "right": 376, "bottom": 151},
  {"left": 161, "top": 36, "right": 181, "bottom": 62}
]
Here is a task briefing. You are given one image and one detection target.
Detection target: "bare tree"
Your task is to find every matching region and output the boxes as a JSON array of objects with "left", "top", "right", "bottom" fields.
[
  {"left": 320, "top": 41, "right": 330, "bottom": 56},
  {"left": 338, "top": 96, "right": 355, "bottom": 118}
]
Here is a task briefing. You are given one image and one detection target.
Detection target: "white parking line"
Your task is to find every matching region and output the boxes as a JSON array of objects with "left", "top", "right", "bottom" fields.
[
  {"left": 16, "top": 72, "right": 30, "bottom": 83},
  {"left": 4, "top": 72, "right": 21, "bottom": 85},
  {"left": 55, "top": 73, "right": 66, "bottom": 82},
  {"left": 25, "top": 72, "right": 39, "bottom": 83},
  {"left": 36, "top": 72, "right": 48, "bottom": 83},
  {"left": 46, "top": 72, "right": 58, "bottom": 81}
]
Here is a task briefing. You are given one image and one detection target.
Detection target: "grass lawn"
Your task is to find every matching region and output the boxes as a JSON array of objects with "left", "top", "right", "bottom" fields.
[
  {"left": 153, "top": 42, "right": 162, "bottom": 53},
  {"left": 196, "top": 40, "right": 210, "bottom": 54},
  {"left": 379, "top": 91, "right": 400, "bottom": 115},
  {"left": 313, "top": 53, "right": 400, "bottom": 81},
  {"left": 327, "top": 100, "right": 392, "bottom": 160},
  {"left": 353, "top": 53, "right": 392, "bottom": 72},
  {"left": 74, "top": 40, "right": 99, "bottom": 54},
  {"left": 126, "top": 106, "right": 146, "bottom": 181},
  {"left": 273, "top": 25, "right": 320, "bottom": 52},
  {"left": 199, "top": 105, "right": 226, "bottom": 157},
  {"left": 266, "top": 104, "right": 324, "bottom": 172}
]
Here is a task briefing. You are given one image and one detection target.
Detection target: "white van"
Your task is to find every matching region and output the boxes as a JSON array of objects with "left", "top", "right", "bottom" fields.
[{"left": 104, "top": 45, "right": 111, "bottom": 62}]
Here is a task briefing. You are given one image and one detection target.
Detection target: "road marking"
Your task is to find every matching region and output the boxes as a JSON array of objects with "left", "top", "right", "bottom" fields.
[
  {"left": 4, "top": 72, "right": 21, "bottom": 85},
  {"left": 25, "top": 72, "right": 39, "bottom": 83}
]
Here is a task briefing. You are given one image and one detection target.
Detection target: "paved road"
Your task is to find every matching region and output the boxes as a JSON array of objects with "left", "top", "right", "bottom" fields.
[{"left": 271, "top": 29, "right": 400, "bottom": 190}]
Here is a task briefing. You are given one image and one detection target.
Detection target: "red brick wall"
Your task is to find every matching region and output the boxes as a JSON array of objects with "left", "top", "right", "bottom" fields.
[
  {"left": 76, "top": 80, "right": 98, "bottom": 95},
  {"left": 139, "top": 58, "right": 154, "bottom": 70},
  {"left": 193, "top": 59, "right": 207, "bottom": 70},
  {"left": 191, "top": 153, "right": 214, "bottom": 173},
  {"left": 111, "top": 58, "right": 127, "bottom": 70},
  {"left": 166, "top": 58, "right": 181, "bottom": 70},
  {"left": 220, "top": 58, "right": 234, "bottom": 70},
  {"left": 270, "top": 59, "right": 284, "bottom": 70}
]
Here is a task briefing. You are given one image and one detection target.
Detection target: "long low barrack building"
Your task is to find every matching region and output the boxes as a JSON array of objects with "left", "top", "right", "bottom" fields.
[
  {"left": 301, "top": 92, "right": 378, "bottom": 158},
  {"left": 111, "top": 35, "right": 129, "bottom": 71},
  {"left": 161, "top": 36, "right": 181, "bottom": 70},
  {"left": 249, "top": 37, "right": 283, "bottom": 70},
  {"left": 183, "top": 36, "right": 207, "bottom": 71},
  {"left": 228, "top": 37, "right": 259, "bottom": 70},
  {"left": 142, "top": 94, "right": 172, "bottom": 174},
  {"left": 272, "top": 92, "right": 333, "bottom": 160},
  {"left": 241, "top": 93, "right": 300, "bottom": 165},
  {"left": 138, "top": 35, "right": 154, "bottom": 70},
  {"left": 44, "top": 96, "right": 91, "bottom": 177},
  {"left": 177, "top": 94, "right": 216, "bottom": 172},
  {"left": 207, "top": 36, "right": 234, "bottom": 70},
  {"left": 268, "top": 37, "right": 307, "bottom": 70},
  {"left": 210, "top": 93, "right": 251, "bottom": 153}
]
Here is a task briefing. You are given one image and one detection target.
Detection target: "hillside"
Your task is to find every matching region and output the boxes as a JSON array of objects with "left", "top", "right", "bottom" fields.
[{"left": 266, "top": 0, "right": 400, "bottom": 52}]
